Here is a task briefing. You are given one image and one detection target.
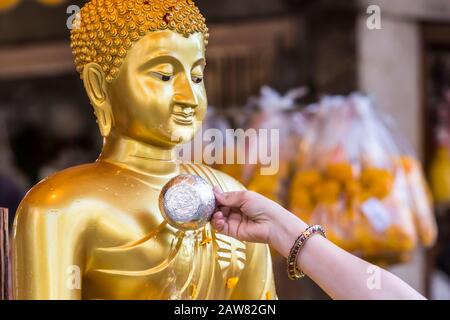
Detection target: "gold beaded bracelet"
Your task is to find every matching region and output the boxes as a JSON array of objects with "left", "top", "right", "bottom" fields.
[{"left": 287, "top": 225, "right": 326, "bottom": 280}]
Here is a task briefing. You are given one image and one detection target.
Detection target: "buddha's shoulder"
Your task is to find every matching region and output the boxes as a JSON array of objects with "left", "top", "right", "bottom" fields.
[
  {"left": 18, "top": 161, "right": 121, "bottom": 209},
  {"left": 180, "top": 163, "right": 245, "bottom": 191}
]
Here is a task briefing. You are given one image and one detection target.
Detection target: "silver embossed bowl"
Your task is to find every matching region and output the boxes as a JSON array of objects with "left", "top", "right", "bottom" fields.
[{"left": 159, "top": 174, "right": 216, "bottom": 231}]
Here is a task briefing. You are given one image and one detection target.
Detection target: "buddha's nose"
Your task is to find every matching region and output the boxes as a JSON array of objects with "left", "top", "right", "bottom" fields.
[
  {"left": 173, "top": 78, "right": 198, "bottom": 109},
  {"left": 173, "top": 93, "right": 198, "bottom": 109}
]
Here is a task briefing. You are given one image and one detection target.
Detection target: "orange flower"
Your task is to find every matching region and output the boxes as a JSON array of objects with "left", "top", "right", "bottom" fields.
[
  {"left": 397, "top": 156, "right": 417, "bottom": 174},
  {"left": 293, "top": 170, "right": 321, "bottom": 188},
  {"left": 201, "top": 237, "right": 212, "bottom": 246},
  {"left": 345, "top": 180, "right": 361, "bottom": 198},
  {"left": 326, "top": 162, "right": 354, "bottom": 182},
  {"left": 290, "top": 188, "right": 312, "bottom": 209},
  {"left": 226, "top": 277, "right": 239, "bottom": 289},
  {"left": 313, "top": 180, "right": 340, "bottom": 204}
]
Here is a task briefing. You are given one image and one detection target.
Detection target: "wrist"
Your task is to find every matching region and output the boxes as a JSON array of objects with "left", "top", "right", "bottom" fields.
[{"left": 269, "top": 209, "right": 309, "bottom": 258}]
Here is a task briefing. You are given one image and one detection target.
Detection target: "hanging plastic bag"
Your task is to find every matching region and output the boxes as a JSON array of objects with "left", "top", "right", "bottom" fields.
[
  {"left": 243, "top": 86, "right": 307, "bottom": 203},
  {"left": 289, "top": 94, "right": 420, "bottom": 264},
  {"left": 383, "top": 114, "right": 437, "bottom": 247}
]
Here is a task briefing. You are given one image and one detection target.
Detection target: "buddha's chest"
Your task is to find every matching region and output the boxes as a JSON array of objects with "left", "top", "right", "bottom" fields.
[
  {"left": 81, "top": 163, "right": 247, "bottom": 299},
  {"left": 84, "top": 221, "right": 247, "bottom": 300}
]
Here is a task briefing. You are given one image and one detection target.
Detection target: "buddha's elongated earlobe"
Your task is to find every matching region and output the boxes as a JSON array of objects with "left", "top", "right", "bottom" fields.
[{"left": 82, "top": 63, "right": 114, "bottom": 137}]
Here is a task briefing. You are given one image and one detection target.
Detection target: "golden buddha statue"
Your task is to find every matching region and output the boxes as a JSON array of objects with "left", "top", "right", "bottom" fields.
[{"left": 12, "top": 0, "right": 276, "bottom": 300}]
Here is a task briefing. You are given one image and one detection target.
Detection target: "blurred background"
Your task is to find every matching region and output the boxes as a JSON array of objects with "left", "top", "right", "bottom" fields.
[{"left": 1, "top": 0, "right": 450, "bottom": 300}]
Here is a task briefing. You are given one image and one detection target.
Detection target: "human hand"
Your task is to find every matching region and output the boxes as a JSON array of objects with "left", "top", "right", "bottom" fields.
[{"left": 211, "top": 187, "right": 308, "bottom": 255}]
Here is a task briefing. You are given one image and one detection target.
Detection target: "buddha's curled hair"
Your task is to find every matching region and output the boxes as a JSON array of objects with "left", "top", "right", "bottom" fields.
[{"left": 70, "top": 0, "right": 209, "bottom": 82}]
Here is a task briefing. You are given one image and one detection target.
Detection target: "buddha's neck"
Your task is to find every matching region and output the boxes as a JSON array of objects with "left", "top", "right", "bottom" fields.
[{"left": 98, "top": 132, "right": 180, "bottom": 177}]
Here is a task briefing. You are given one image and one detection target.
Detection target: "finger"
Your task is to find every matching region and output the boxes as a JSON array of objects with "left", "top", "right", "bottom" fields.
[
  {"left": 213, "top": 185, "right": 223, "bottom": 194},
  {"left": 228, "top": 211, "right": 243, "bottom": 239},
  {"left": 218, "top": 205, "right": 231, "bottom": 217},
  {"left": 214, "top": 190, "right": 246, "bottom": 208},
  {"left": 212, "top": 211, "right": 224, "bottom": 221},
  {"left": 211, "top": 213, "right": 229, "bottom": 236},
  {"left": 211, "top": 217, "right": 224, "bottom": 231}
]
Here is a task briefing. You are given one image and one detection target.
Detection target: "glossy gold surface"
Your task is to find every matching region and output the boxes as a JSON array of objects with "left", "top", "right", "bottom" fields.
[
  {"left": 12, "top": 0, "right": 276, "bottom": 300},
  {"left": 71, "top": 0, "right": 209, "bottom": 82}
]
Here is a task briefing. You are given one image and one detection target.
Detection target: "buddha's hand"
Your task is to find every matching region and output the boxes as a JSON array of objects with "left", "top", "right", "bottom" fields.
[{"left": 211, "top": 187, "right": 308, "bottom": 251}]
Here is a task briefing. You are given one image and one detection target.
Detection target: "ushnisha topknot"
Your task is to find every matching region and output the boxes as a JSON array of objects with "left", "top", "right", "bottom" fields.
[{"left": 70, "top": 0, "right": 209, "bottom": 82}]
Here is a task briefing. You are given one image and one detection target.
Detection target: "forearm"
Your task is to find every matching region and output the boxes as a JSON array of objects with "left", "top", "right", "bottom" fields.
[
  {"left": 298, "top": 235, "right": 425, "bottom": 300},
  {"left": 270, "top": 211, "right": 425, "bottom": 300}
]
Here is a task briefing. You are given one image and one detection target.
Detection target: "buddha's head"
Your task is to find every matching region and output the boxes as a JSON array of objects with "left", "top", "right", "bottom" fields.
[{"left": 70, "top": 0, "right": 209, "bottom": 148}]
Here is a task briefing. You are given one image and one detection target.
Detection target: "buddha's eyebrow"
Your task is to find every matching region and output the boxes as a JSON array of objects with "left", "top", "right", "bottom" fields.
[
  {"left": 139, "top": 54, "right": 180, "bottom": 72},
  {"left": 192, "top": 58, "right": 206, "bottom": 70}
]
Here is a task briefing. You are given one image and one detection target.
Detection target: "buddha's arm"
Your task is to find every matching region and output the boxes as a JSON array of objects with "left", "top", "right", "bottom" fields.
[
  {"left": 12, "top": 202, "right": 88, "bottom": 300},
  {"left": 215, "top": 171, "right": 277, "bottom": 300}
]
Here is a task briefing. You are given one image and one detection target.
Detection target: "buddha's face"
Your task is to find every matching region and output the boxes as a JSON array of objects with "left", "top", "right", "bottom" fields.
[{"left": 107, "top": 30, "right": 207, "bottom": 148}]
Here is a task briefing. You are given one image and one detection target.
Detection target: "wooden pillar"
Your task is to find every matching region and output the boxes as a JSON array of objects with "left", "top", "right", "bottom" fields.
[{"left": 0, "top": 208, "right": 11, "bottom": 300}]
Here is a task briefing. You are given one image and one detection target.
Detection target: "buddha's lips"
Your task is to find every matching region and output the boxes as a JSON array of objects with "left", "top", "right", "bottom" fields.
[{"left": 172, "top": 112, "right": 194, "bottom": 125}]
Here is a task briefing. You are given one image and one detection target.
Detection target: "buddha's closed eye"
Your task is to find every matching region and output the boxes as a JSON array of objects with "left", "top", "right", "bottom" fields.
[
  {"left": 151, "top": 71, "right": 173, "bottom": 82},
  {"left": 151, "top": 71, "right": 203, "bottom": 84},
  {"left": 191, "top": 75, "right": 203, "bottom": 84}
]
